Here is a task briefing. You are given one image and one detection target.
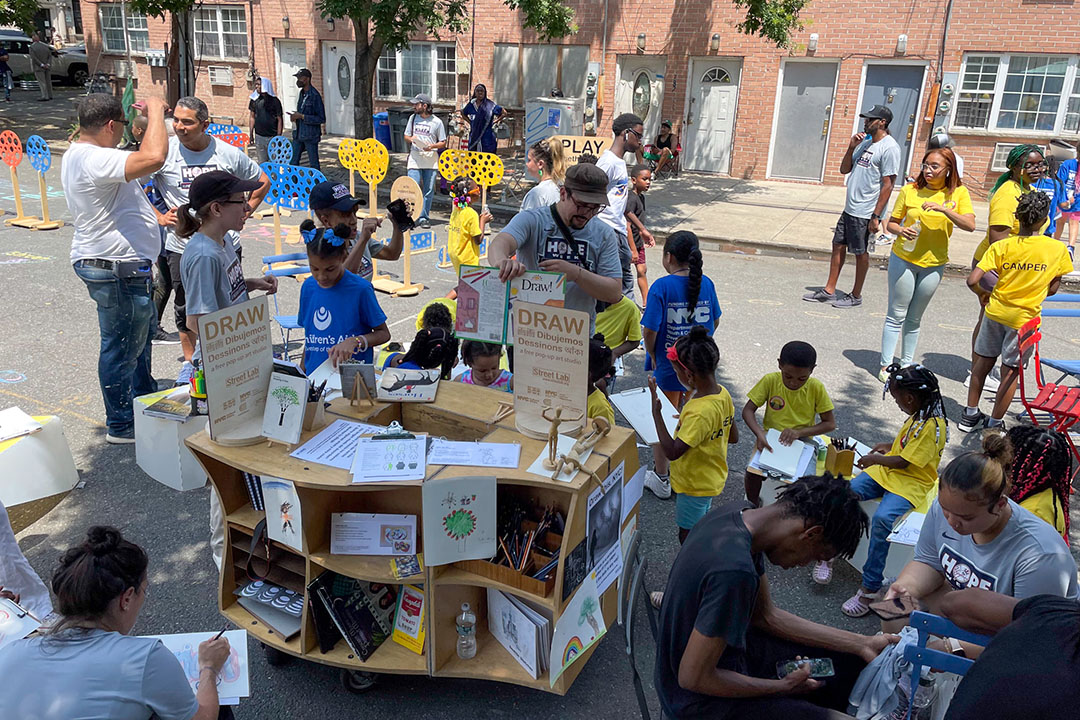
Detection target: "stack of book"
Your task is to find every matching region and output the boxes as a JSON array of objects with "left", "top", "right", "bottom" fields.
[
  {"left": 243, "top": 473, "right": 264, "bottom": 511},
  {"left": 308, "top": 572, "right": 400, "bottom": 660},
  {"left": 487, "top": 588, "right": 551, "bottom": 679}
]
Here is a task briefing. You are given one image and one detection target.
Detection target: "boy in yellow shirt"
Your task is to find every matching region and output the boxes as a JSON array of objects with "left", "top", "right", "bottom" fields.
[
  {"left": 595, "top": 295, "right": 642, "bottom": 392},
  {"left": 742, "top": 341, "right": 836, "bottom": 508},
  {"left": 963, "top": 191, "right": 1073, "bottom": 432}
]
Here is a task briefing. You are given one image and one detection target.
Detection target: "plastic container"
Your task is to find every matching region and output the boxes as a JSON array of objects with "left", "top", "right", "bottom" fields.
[
  {"left": 903, "top": 219, "right": 921, "bottom": 253},
  {"left": 456, "top": 602, "right": 477, "bottom": 659},
  {"left": 373, "top": 112, "right": 391, "bottom": 152}
]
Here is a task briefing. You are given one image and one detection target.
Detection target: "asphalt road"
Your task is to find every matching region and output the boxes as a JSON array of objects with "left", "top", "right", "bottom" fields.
[{"left": 2, "top": 186, "right": 1078, "bottom": 718}]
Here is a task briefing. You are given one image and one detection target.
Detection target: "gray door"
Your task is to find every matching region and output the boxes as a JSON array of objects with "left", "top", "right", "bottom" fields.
[
  {"left": 771, "top": 62, "right": 838, "bottom": 181},
  {"left": 861, "top": 65, "right": 924, "bottom": 176}
]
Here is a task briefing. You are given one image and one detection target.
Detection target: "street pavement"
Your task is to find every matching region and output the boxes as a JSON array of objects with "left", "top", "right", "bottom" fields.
[{"left": 1, "top": 88, "right": 1079, "bottom": 717}]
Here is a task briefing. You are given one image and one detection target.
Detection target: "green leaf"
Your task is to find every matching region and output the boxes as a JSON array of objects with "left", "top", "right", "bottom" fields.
[
  {"left": 0, "top": 0, "right": 45, "bottom": 33},
  {"left": 731, "top": 0, "right": 810, "bottom": 47}
]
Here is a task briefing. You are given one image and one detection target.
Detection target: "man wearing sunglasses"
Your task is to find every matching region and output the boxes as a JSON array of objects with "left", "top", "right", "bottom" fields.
[
  {"left": 62, "top": 93, "right": 170, "bottom": 444},
  {"left": 490, "top": 162, "right": 623, "bottom": 329},
  {"left": 596, "top": 113, "right": 645, "bottom": 302}
]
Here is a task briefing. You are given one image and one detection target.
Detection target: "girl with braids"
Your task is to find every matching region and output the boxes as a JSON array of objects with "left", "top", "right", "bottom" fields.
[
  {"left": 445, "top": 176, "right": 492, "bottom": 300},
  {"left": 381, "top": 326, "right": 460, "bottom": 380},
  {"left": 642, "top": 231, "right": 721, "bottom": 498},
  {"left": 1006, "top": 425, "right": 1071, "bottom": 537},
  {"left": 648, "top": 325, "right": 737, "bottom": 546},
  {"left": 842, "top": 363, "right": 948, "bottom": 617},
  {"left": 963, "top": 191, "right": 1073, "bottom": 432},
  {"left": 587, "top": 334, "right": 616, "bottom": 426},
  {"left": 521, "top": 136, "right": 568, "bottom": 210},
  {"left": 883, "top": 433, "right": 1077, "bottom": 633},
  {"left": 0, "top": 526, "right": 234, "bottom": 719},
  {"left": 297, "top": 219, "right": 390, "bottom": 372}
]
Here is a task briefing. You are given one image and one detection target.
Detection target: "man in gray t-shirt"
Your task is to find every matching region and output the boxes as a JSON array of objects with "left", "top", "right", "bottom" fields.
[
  {"left": 490, "top": 163, "right": 623, "bottom": 330},
  {"left": 914, "top": 498, "right": 1079, "bottom": 599},
  {"left": 803, "top": 104, "right": 900, "bottom": 309}
]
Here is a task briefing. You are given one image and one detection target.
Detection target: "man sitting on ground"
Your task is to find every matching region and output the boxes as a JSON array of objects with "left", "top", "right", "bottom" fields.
[{"left": 656, "top": 475, "right": 898, "bottom": 719}]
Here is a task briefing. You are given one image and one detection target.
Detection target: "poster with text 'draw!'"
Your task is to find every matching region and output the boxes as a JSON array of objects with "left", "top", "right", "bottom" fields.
[
  {"left": 513, "top": 302, "right": 588, "bottom": 440},
  {"left": 201, "top": 296, "right": 274, "bottom": 446}
]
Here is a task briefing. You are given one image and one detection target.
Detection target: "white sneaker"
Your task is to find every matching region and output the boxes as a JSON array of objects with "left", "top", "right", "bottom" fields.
[
  {"left": 963, "top": 367, "right": 1000, "bottom": 393},
  {"left": 175, "top": 361, "right": 194, "bottom": 387},
  {"left": 644, "top": 470, "right": 672, "bottom": 499}
]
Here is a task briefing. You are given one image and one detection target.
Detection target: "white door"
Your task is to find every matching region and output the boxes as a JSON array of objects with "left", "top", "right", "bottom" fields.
[
  {"left": 275, "top": 40, "right": 307, "bottom": 123},
  {"left": 322, "top": 41, "right": 356, "bottom": 136},
  {"left": 683, "top": 59, "right": 741, "bottom": 174},
  {"left": 614, "top": 56, "right": 666, "bottom": 161}
]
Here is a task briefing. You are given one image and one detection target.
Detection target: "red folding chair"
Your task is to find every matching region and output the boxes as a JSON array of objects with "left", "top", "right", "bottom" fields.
[{"left": 1018, "top": 316, "right": 1080, "bottom": 471}]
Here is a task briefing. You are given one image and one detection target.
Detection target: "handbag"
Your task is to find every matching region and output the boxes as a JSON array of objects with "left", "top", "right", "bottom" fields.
[{"left": 245, "top": 518, "right": 274, "bottom": 581}]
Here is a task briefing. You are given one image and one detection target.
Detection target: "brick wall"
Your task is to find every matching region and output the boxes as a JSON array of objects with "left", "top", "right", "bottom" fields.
[{"left": 79, "top": 0, "right": 1080, "bottom": 192}]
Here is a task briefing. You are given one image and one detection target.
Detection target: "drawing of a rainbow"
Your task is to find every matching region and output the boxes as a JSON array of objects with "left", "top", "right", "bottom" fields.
[{"left": 563, "top": 636, "right": 585, "bottom": 664}]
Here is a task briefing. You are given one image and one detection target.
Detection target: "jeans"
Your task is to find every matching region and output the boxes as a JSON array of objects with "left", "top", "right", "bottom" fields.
[
  {"left": 407, "top": 168, "right": 437, "bottom": 221},
  {"left": 153, "top": 252, "right": 173, "bottom": 324},
  {"left": 850, "top": 472, "right": 913, "bottom": 592},
  {"left": 291, "top": 137, "right": 320, "bottom": 169},
  {"left": 74, "top": 262, "right": 156, "bottom": 436},
  {"left": 253, "top": 133, "right": 273, "bottom": 164},
  {"left": 880, "top": 253, "right": 945, "bottom": 368}
]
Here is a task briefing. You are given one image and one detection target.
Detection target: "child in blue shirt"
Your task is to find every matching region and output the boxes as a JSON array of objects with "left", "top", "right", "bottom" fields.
[
  {"left": 298, "top": 220, "right": 390, "bottom": 372},
  {"left": 1032, "top": 173, "right": 1070, "bottom": 239},
  {"left": 1055, "top": 155, "right": 1080, "bottom": 256},
  {"left": 641, "top": 231, "right": 721, "bottom": 499}
]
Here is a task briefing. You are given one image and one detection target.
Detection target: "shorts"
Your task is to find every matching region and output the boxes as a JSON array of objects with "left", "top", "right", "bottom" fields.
[
  {"left": 974, "top": 315, "right": 1031, "bottom": 368},
  {"left": 634, "top": 244, "right": 647, "bottom": 266},
  {"left": 1061, "top": 211, "right": 1080, "bottom": 221},
  {"left": 675, "top": 493, "right": 715, "bottom": 530},
  {"left": 166, "top": 250, "right": 188, "bottom": 332},
  {"left": 832, "top": 211, "right": 870, "bottom": 256}
]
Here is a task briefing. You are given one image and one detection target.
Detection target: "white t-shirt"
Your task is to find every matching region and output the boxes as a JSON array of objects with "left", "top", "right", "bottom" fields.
[
  {"left": 405, "top": 114, "right": 446, "bottom": 170},
  {"left": 150, "top": 136, "right": 262, "bottom": 253},
  {"left": 520, "top": 178, "right": 561, "bottom": 211},
  {"left": 62, "top": 142, "right": 159, "bottom": 263},
  {"left": 595, "top": 149, "right": 630, "bottom": 235}
]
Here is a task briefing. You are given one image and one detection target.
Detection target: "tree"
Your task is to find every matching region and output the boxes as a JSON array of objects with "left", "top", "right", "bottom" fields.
[
  {"left": 128, "top": 0, "right": 200, "bottom": 99},
  {"left": 0, "top": 0, "right": 42, "bottom": 34},
  {"left": 732, "top": 0, "right": 810, "bottom": 48},
  {"left": 315, "top": 0, "right": 576, "bottom": 139}
]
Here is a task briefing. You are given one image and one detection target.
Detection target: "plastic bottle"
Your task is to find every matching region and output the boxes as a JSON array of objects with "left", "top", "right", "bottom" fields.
[
  {"left": 456, "top": 602, "right": 476, "bottom": 659},
  {"left": 903, "top": 219, "right": 921, "bottom": 253},
  {"left": 912, "top": 674, "right": 937, "bottom": 719},
  {"left": 815, "top": 441, "right": 827, "bottom": 475}
]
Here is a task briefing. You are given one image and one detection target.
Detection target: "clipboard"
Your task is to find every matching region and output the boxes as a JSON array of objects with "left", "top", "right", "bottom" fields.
[
  {"left": 349, "top": 422, "right": 428, "bottom": 483},
  {"left": 610, "top": 387, "right": 679, "bottom": 445}
]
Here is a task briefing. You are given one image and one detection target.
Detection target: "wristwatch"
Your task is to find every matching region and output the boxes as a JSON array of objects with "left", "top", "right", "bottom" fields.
[
  {"left": 944, "top": 637, "right": 966, "bottom": 657},
  {"left": 871, "top": 213, "right": 882, "bottom": 220}
]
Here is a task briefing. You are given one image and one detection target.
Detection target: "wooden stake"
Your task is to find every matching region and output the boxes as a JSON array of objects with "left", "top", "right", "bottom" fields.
[
  {"left": 391, "top": 228, "right": 423, "bottom": 297},
  {"left": 31, "top": 173, "right": 62, "bottom": 231},
  {"left": 5, "top": 166, "right": 39, "bottom": 228},
  {"left": 273, "top": 206, "right": 283, "bottom": 256}
]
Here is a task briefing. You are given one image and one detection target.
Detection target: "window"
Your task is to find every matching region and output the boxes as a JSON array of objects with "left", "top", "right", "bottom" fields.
[
  {"left": 98, "top": 4, "right": 149, "bottom": 54},
  {"left": 990, "top": 142, "right": 1046, "bottom": 172},
  {"left": 193, "top": 6, "right": 247, "bottom": 60},
  {"left": 953, "top": 53, "right": 1080, "bottom": 135},
  {"left": 632, "top": 71, "right": 651, "bottom": 121},
  {"left": 374, "top": 43, "right": 456, "bottom": 102},
  {"left": 701, "top": 67, "right": 732, "bottom": 83}
]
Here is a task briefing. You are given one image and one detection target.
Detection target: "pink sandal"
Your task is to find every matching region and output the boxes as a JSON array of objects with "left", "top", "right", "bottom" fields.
[
  {"left": 841, "top": 588, "right": 876, "bottom": 617},
  {"left": 812, "top": 560, "right": 833, "bottom": 585}
]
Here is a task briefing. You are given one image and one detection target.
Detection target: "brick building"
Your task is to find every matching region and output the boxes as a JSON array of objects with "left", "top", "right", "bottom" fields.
[{"left": 79, "top": 0, "right": 1080, "bottom": 195}]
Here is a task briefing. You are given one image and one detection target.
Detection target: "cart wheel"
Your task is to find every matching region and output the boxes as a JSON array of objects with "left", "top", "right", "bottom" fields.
[
  {"left": 339, "top": 668, "right": 379, "bottom": 694},
  {"left": 262, "top": 643, "right": 291, "bottom": 667}
]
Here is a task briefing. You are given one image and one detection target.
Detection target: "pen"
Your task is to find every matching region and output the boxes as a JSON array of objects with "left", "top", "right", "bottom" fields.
[{"left": 212, "top": 624, "right": 229, "bottom": 641}]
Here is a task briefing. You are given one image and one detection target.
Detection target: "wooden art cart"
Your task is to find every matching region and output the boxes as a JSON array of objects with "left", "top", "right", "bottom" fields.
[{"left": 185, "top": 381, "right": 639, "bottom": 695}]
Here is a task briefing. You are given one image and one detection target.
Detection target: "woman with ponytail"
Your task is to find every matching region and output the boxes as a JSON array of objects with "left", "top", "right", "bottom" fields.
[
  {"left": 521, "top": 136, "right": 568, "bottom": 210},
  {"left": 641, "top": 230, "right": 721, "bottom": 499},
  {"left": 445, "top": 176, "right": 492, "bottom": 300},
  {"left": 0, "top": 526, "right": 233, "bottom": 719}
]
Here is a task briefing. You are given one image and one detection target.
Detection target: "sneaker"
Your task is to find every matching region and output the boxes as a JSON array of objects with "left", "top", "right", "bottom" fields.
[
  {"left": 650, "top": 591, "right": 664, "bottom": 609},
  {"left": 802, "top": 288, "right": 836, "bottom": 303},
  {"left": 152, "top": 326, "right": 181, "bottom": 345},
  {"left": 176, "top": 361, "right": 194, "bottom": 387},
  {"left": 877, "top": 367, "right": 890, "bottom": 384},
  {"left": 958, "top": 408, "right": 987, "bottom": 433},
  {"left": 418, "top": 218, "right": 430, "bottom": 228},
  {"left": 964, "top": 367, "right": 1000, "bottom": 393},
  {"left": 812, "top": 560, "right": 833, "bottom": 585},
  {"left": 831, "top": 292, "right": 863, "bottom": 308},
  {"left": 105, "top": 432, "right": 135, "bottom": 445},
  {"left": 644, "top": 470, "right": 672, "bottom": 499}
]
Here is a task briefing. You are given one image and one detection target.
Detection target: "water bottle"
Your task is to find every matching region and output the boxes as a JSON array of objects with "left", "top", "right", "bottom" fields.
[
  {"left": 815, "top": 441, "right": 827, "bottom": 475},
  {"left": 912, "top": 674, "right": 937, "bottom": 719},
  {"left": 456, "top": 602, "right": 477, "bottom": 659},
  {"left": 868, "top": 232, "right": 877, "bottom": 254},
  {"left": 903, "top": 219, "right": 921, "bottom": 253}
]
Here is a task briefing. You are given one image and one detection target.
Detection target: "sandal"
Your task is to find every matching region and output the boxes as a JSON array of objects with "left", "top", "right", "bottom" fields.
[
  {"left": 841, "top": 588, "right": 876, "bottom": 617},
  {"left": 650, "top": 591, "right": 664, "bottom": 609},
  {"left": 812, "top": 560, "right": 833, "bottom": 585}
]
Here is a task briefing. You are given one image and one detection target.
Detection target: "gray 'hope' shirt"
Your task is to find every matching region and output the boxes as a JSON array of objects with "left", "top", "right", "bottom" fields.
[
  {"left": 845, "top": 134, "right": 901, "bottom": 219},
  {"left": 914, "top": 498, "right": 1079, "bottom": 599},
  {"left": 180, "top": 232, "right": 249, "bottom": 362}
]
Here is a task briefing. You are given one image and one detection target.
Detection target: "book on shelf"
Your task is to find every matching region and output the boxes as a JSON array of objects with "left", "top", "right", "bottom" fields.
[
  {"left": 310, "top": 571, "right": 399, "bottom": 661},
  {"left": 391, "top": 584, "right": 425, "bottom": 655},
  {"left": 486, "top": 588, "right": 551, "bottom": 678},
  {"left": 234, "top": 579, "right": 303, "bottom": 639},
  {"left": 242, "top": 473, "right": 265, "bottom": 511}
]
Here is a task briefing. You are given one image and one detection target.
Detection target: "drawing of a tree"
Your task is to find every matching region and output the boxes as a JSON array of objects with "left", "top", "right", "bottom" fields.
[
  {"left": 579, "top": 595, "right": 600, "bottom": 636},
  {"left": 271, "top": 387, "right": 301, "bottom": 426},
  {"left": 443, "top": 508, "right": 476, "bottom": 552}
]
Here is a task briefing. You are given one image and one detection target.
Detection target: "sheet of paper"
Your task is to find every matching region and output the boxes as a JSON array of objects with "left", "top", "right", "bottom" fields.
[
  {"left": 261, "top": 477, "right": 303, "bottom": 552},
  {"left": 261, "top": 372, "right": 309, "bottom": 445},
  {"left": 331, "top": 513, "right": 417, "bottom": 555},
  {"left": 887, "top": 512, "right": 926, "bottom": 546},
  {"left": 308, "top": 356, "right": 343, "bottom": 399},
  {"left": 610, "top": 387, "right": 679, "bottom": 446},
  {"left": 587, "top": 462, "right": 624, "bottom": 594},
  {"left": 526, "top": 434, "right": 595, "bottom": 483},
  {"left": 549, "top": 571, "right": 606, "bottom": 687},
  {"left": 376, "top": 367, "right": 440, "bottom": 403},
  {"left": 0, "top": 597, "right": 41, "bottom": 650},
  {"left": 508, "top": 594, "right": 552, "bottom": 672},
  {"left": 507, "top": 270, "right": 566, "bottom": 346},
  {"left": 421, "top": 474, "right": 497, "bottom": 566},
  {"left": 613, "top": 355, "right": 625, "bottom": 377},
  {"left": 749, "top": 441, "right": 816, "bottom": 480},
  {"left": 757, "top": 429, "right": 812, "bottom": 477},
  {"left": 849, "top": 438, "right": 873, "bottom": 458},
  {"left": 455, "top": 265, "right": 509, "bottom": 343},
  {"left": 289, "top": 418, "right": 386, "bottom": 470},
  {"left": 621, "top": 465, "right": 645, "bottom": 523},
  {"left": 487, "top": 588, "right": 541, "bottom": 678},
  {"left": 427, "top": 439, "right": 521, "bottom": 469},
  {"left": 350, "top": 435, "right": 427, "bottom": 483},
  {"left": 143, "top": 630, "right": 250, "bottom": 703},
  {"left": 0, "top": 407, "right": 42, "bottom": 443}
]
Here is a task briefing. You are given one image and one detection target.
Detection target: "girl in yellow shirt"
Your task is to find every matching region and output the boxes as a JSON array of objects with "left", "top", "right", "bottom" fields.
[
  {"left": 842, "top": 364, "right": 948, "bottom": 617},
  {"left": 586, "top": 334, "right": 615, "bottom": 427},
  {"left": 1007, "top": 425, "right": 1071, "bottom": 538},
  {"left": 445, "top": 177, "right": 492, "bottom": 300},
  {"left": 649, "top": 325, "right": 738, "bottom": 544}
]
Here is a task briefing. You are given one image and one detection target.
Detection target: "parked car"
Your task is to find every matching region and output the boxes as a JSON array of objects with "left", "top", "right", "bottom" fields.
[{"left": 0, "top": 30, "right": 88, "bottom": 86}]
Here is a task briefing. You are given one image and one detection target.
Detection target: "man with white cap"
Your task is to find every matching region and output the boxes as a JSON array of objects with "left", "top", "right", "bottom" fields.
[{"left": 404, "top": 92, "right": 446, "bottom": 228}]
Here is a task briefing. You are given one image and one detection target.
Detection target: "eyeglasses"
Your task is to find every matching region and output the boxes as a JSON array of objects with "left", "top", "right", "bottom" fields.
[
  {"left": 111, "top": 118, "right": 129, "bottom": 126},
  {"left": 626, "top": 128, "right": 643, "bottom": 139},
  {"left": 568, "top": 192, "right": 606, "bottom": 216},
  {"left": 1023, "top": 160, "right": 1049, "bottom": 170},
  {"left": 921, "top": 163, "right": 945, "bottom": 172}
]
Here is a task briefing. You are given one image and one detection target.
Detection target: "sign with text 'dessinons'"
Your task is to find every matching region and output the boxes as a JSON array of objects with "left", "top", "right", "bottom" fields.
[
  {"left": 513, "top": 301, "right": 589, "bottom": 440},
  {"left": 201, "top": 296, "right": 274, "bottom": 446}
]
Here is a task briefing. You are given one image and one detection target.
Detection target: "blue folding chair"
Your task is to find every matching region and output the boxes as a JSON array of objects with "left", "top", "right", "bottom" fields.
[
  {"left": 262, "top": 252, "right": 309, "bottom": 359},
  {"left": 902, "top": 611, "right": 991, "bottom": 720}
]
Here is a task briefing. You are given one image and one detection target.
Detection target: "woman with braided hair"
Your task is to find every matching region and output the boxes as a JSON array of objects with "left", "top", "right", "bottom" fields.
[
  {"left": 841, "top": 364, "right": 948, "bottom": 617},
  {"left": 1006, "top": 425, "right": 1071, "bottom": 537}
]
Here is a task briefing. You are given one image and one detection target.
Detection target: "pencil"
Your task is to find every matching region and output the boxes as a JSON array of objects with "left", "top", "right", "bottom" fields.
[{"left": 212, "top": 624, "right": 229, "bottom": 641}]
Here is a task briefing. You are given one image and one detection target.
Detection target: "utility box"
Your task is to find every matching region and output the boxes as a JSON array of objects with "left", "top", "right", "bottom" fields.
[{"left": 522, "top": 96, "right": 585, "bottom": 149}]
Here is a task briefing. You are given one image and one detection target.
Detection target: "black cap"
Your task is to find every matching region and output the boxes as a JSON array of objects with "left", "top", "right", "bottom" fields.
[
  {"left": 563, "top": 164, "right": 610, "bottom": 205},
  {"left": 294, "top": 68, "right": 312, "bottom": 78},
  {"left": 188, "top": 171, "right": 263, "bottom": 212},
  {"left": 860, "top": 104, "right": 893, "bottom": 123},
  {"left": 309, "top": 181, "right": 363, "bottom": 212}
]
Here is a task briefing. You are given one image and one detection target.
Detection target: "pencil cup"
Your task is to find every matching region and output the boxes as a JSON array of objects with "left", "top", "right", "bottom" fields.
[
  {"left": 303, "top": 400, "right": 327, "bottom": 432},
  {"left": 825, "top": 446, "right": 855, "bottom": 478}
]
